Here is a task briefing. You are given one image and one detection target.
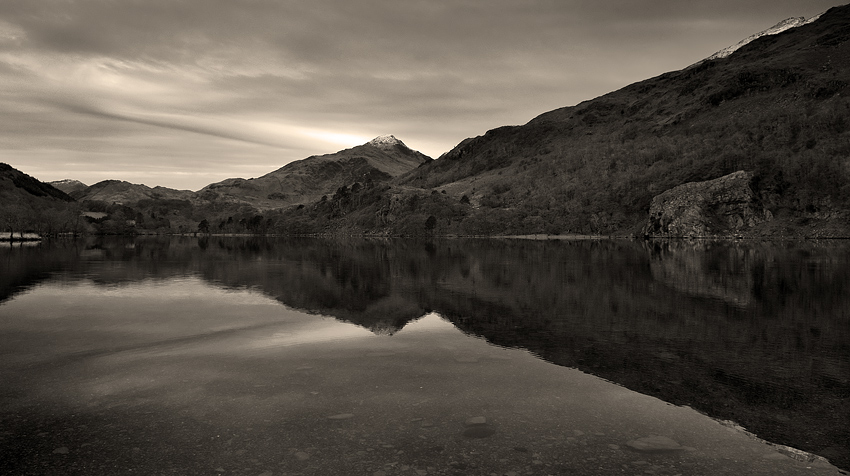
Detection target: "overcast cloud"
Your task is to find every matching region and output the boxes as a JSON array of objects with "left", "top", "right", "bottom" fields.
[{"left": 0, "top": 0, "right": 839, "bottom": 190}]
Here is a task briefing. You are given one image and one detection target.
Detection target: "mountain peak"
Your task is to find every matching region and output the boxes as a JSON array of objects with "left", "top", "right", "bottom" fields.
[
  {"left": 700, "top": 14, "right": 822, "bottom": 63},
  {"left": 367, "top": 135, "right": 407, "bottom": 149},
  {"left": 48, "top": 179, "right": 88, "bottom": 195}
]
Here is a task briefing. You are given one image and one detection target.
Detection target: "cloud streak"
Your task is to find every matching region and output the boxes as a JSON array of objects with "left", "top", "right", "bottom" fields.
[
  {"left": 0, "top": 0, "right": 838, "bottom": 190},
  {"left": 54, "top": 101, "right": 296, "bottom": 150}
]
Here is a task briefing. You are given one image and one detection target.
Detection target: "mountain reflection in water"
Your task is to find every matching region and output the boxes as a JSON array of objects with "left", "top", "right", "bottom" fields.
[{"left": 0, "top": 236, "right": 847, "bottom": 474}]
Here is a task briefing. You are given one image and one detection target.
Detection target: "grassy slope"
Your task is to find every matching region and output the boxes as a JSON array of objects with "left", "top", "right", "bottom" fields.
[
  {"left": 0, "top": 163, "right": 78, "bottom": 235},
  {"left": 389, "top": 5, "right": 850, "bottom": 237},
  {"left": 200, "top": 143, "right": 432, "bottom": 211}
]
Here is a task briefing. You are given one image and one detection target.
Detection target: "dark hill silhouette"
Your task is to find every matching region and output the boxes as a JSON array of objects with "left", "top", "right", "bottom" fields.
[
  {"left": 1, "top": 163, "right": 73, "bottom": 202},
  {"left": 385, "top": 5, "right": 850, "bottom": 237},
  {"left": 0, "top": 163, "right": 79, "bottom": 238}
]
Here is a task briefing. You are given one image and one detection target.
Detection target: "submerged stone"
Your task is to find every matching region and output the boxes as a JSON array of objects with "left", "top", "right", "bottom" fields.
[
  {"left": 465, "top": 416, "right": 487, "bottom": 426},
  {"left": 626, "top": 436, "right": 684, "bottom": 452},
  {"left": 462, "top": 426, "right": 496, "bottom": 438},
  {"left": 327, "top": 413, "right": 354, "bottom": 420}
]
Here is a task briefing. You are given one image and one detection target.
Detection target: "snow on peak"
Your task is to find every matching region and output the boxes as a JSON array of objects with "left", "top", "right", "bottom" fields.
[
  {"left": 702, "top": 14, "right": 818, "bottom": 62},
  {"left": 50, "top": 179, "right": 87, "bottom": 187},
  {"left": 367, "top": 135, "right": 407, "bottom": 149},
  {"left": 802, "top": 11, "right": 825, "bottom": 26}
]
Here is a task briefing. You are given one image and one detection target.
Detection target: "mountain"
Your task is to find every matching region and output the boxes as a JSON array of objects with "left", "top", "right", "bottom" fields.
[
  {"left": 48, "top": 179, "right": 88, "bottom": 195},
  {"left": 199, "top": 135, "right": 431, "bottom": 210},
  {"left": 73, "top": 180, "right": 194, "bottom": 204},
  {"left": 375, "top": 4, "right": 850, "bottom": 237},
  {"left": 1, "top": 164, "right": 73, "bottom": 203},
  {"left": 0, "top": 136, "right": 431, "bottom": 236},
  {"left": 698, "top": 14, "right": 823, "bottom": 64},
  {"left": 0, "top": 163, "right": 79, "bottom": 237},
  {"left": 5, "top": 6, "right": 850, "bottom": 238}
]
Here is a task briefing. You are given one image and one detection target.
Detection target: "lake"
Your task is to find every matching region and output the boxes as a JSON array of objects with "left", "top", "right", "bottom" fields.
[{"left": 0, "top": 237, "right": 847, "bottom": 475}]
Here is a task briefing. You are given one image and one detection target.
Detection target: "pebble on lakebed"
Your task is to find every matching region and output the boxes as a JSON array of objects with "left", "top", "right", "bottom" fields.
[
  {"left": 465, "top": 416, "right": 487, "bottom": 426},
  {"left": 626, "top": 436, "right": 686, "bottom": 452},
  {"left": 462, "top": 416, "right": 495, "bottom": 438},
  {"left": 327, "top": 413, "right": 355, "bottom": 420}
]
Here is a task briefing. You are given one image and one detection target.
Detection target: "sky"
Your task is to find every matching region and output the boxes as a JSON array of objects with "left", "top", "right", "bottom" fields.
[{"left": 0, "top": 0, "right": 840, "bottom": 191}]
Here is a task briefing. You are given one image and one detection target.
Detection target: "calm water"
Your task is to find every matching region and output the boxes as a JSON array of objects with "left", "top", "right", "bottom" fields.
[{"left": 0, "top": 237, "right": 847, "bottom": 475}]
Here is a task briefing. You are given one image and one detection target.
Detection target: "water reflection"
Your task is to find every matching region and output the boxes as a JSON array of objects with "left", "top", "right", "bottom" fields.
[{"left": 0, "top": 236, "right": 847, "bottom": 474}]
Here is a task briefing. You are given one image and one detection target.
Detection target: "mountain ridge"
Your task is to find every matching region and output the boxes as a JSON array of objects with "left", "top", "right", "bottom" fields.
[
  {"left": 48, "top": 179, "right": 88, "bottom": 195},
  {"left": 74, "top": 179, "right": 194, "bottom": 204},
  {"left": 376, "top": 4, "right": 850, "bottom": 237},
  {"left": 1, "top": 163, "right": 74, "bottom": 203},
  {"left": 3, "top": 5, "right": 850, "bottom": 238},
  {"left": 697, "top": 14, "right": 823, "bottom": 64},
  {"left": 0, "top": 163, "right": 79, "bottom": 237},
  {"left": 198, "top": 136, "right": 432, "bottom": 210}
]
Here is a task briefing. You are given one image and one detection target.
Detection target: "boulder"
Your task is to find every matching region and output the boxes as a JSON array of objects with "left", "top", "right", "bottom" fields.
[{"left": 643, "top": 171, "right": 771, "bottom": 238}]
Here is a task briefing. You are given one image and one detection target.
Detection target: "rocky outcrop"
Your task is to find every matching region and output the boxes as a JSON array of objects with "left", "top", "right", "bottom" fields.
[{"left": 643, "top": 171, "right": 771, "bottom": 238}]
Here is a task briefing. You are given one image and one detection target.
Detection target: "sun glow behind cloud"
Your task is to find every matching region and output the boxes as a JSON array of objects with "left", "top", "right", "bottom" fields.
[
  {"left": 0, "top": 0, "right": 839, "bottom": 189},
  {"left": 298, "top": 129, "right": 372, "bottom": 148}
]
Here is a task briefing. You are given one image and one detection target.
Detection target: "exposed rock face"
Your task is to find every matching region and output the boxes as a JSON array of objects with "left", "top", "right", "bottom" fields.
[{"left": 643, "top": 171, "right": 771, "bottom": 238}]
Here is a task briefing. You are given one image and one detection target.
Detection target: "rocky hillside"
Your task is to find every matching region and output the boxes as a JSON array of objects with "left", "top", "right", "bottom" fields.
[
  {"left": 699, "top": 15, "right": 822, "bottom": 63},
  {"left": 384, "top": 4, "right": 850, "bottom": 237},
  {"left": 199, "top": 135, "right": 432, "bottom": 210}
]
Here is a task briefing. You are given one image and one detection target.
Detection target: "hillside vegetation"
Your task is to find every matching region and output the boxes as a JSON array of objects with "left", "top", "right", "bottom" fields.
[
  {"left": 3, "top": 6, "right": 850, "bottom": 238},
  {"left": 0, "top": 164, "right": 81, "bottom": 237},
  {"left": 198, "top": 135, "right": 431, "bottom": 211},
  {"left": 1, "top": 137, "right": 433, "bottom": 237},
  {"left": 388, "top": 4, "right": 850, "bottom": 236}
]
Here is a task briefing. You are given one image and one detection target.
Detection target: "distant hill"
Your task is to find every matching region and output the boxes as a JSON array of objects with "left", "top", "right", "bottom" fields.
[
  {"left": 199, "top": 135, "right": 432, "bottom": 210},
  {"left": 0, "top": 136, "right": 433, "bottom": 236},
  {"left": 73, "top": 180, "right": 194, "bottom": 204},
  {"left": 48, "top": 179, "right": 88, "bottom": 195}
]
